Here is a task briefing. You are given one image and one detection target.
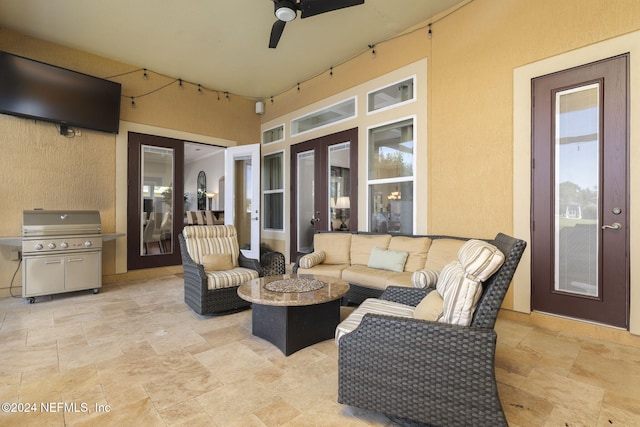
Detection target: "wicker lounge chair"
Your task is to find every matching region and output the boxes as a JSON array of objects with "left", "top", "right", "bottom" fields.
[
  {"left": 178, "top": 225, "right": 285, "bottom": 315},
  {"left": 337, "top": 232, "right": 526, "bottom": 427}
]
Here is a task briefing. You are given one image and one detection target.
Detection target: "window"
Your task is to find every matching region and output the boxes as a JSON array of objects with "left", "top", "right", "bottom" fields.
[
  {"left": 367, "top": 118, "right": 414, "bottom": 234},
  {"left": 263, "top": 151, "right": 284, "bottom": 231},
  {"left": 367, "top": 77, "right": 415, "bottom": 113},
  {"left": 263, "top": 125, "right": 285, "bottom": 144},
  {"left": 291, "top": 97, "right": 356, "bottom": 136}
]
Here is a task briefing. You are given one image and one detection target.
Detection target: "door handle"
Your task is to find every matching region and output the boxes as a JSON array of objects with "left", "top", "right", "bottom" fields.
[{"left": 601, "top": 222, "right": 622, "bottom": 230}]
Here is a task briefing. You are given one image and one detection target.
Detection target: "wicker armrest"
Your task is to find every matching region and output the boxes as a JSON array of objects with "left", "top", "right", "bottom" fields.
[
  {"left": 260, "top": 250, "right": 286, "bottom": 276},
  {"left": 238, "top": 253, "right": 264, "bottom": 276},
  {"left": 338, "top": 313, "right": 506, "bottom": 426},
  {"left": 379, "top": 286, "right": 432, "bottom": 307}
]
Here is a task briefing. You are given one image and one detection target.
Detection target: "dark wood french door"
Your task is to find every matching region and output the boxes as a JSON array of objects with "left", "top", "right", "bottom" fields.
[
  {"left": 531, "top": 54, "right": 629, "bottom": 328},
  {"left": 290, "top": 128, "right": 358, "bottom": 262},
  {"left": 127, "top": 132, "right": 184, "bottom": 270}
]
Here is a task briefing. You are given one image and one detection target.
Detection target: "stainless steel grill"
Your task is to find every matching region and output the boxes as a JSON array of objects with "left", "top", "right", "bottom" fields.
[{"left": 22, "top": 210, "right": 103, "bottom": 303}]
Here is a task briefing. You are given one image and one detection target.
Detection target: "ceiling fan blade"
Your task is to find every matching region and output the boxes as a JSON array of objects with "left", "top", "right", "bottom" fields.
[
  {"left": 299, "top": 0, "right": 364, "bottom": 19},
  {"left": 269, "top": 20, "right": 286, "bottom": 48}
]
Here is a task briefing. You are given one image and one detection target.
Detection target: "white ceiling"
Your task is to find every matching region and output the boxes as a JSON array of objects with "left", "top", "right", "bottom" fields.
[{"left": 0, "top": 0, "right": 466, "bottom": 99}]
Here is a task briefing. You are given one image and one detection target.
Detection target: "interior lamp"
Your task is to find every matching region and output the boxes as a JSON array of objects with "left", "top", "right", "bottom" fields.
[
  {"left": 336, "top": 196, "right": 350, "bottom": 230},
  {"left": 205, "top": 192, "right": 217, "bottom": 210}
]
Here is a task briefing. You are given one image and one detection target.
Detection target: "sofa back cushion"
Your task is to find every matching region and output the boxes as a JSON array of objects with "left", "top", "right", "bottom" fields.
[
  {"left": 423, "top": 238, "right": 466, "bottom": 271},
  {"left": 388, "top": 236, "right": 432, "bottom": 272},
  {"left": 314, "top": 232, "right": 352, "bottom": 265},
  {"left": 350, "top": 234, "right": 391, "bottom": 266},
  {"left": 182, "top": 225, "right": 239, "bottom": 267}
]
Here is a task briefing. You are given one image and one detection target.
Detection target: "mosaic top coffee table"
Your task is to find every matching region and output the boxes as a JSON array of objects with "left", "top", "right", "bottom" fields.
[{"left": 237, "top": 274, "right": 349, "bottom": 356}]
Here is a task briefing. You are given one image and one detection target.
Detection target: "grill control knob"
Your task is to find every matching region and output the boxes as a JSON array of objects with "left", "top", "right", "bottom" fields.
[
  {"left": 60, "top": 242, "right": 68, "bottom": 249},
  {"left": 35, "top": 243, "right": 43, "bottom": 250},
  {"left": 47, "top": 242, "right": 56, "bottom": 249},
  {"left": 84, "top": 241, "right": 93, "bottom": 248}
]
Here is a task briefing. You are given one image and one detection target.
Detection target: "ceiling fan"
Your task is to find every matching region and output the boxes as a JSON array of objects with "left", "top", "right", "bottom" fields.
[{"left": 269, "top": 0, "right": 365, "bottom": 48}]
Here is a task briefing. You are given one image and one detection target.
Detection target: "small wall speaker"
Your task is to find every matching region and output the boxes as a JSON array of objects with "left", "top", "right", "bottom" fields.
[{"left": 255, "top": 101, "right": 265, "bottom": 115}]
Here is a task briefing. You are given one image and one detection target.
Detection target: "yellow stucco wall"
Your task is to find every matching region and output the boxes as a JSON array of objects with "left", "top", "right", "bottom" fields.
[{"left": 259, "top": 0, "right": 640, "bottom": 335}]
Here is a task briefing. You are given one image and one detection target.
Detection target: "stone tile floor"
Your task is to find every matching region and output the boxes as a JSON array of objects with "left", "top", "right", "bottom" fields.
[{"left": 1, "top": 274, "right": 639, "bottom": 426}]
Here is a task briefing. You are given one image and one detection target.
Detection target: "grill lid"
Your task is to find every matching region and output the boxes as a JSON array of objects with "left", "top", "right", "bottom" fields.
[{"left": 22, "top": 209, "right": 101, "bottom": 237}]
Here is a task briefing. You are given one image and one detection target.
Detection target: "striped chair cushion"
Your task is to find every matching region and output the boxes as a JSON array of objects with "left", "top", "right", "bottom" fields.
[
  {"left": 335, "top": 298, "right": 415, "bottom": 345},
  {"left": 185, "top": 211, "right": 206, "bottom": 225},
  {"left": 182, "top": 225, "right": 240, "bottom": 267},
  {"left": 205, "top": 268, "right": 259, "bottom": 290},
  {"left": 436, "top": 261, "right": 482, "bottom": 326},
  {"left": 435, "top": 239, "right": 505, "bottom": 326},
  {"left": 457, "top": 239, "right": 505, "bottom": 281},
  {"left": 411, "top": 269, "right": 440, "bottom": 289}
]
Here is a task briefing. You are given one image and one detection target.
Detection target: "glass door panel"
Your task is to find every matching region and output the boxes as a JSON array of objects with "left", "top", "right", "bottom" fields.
[
  {"left": 329, "top": 142, "right": 350, "bottom": 231},
  {"left": 554, "top": 84, "right": 599, "bottom": 297},
  {"left": 140, "top": 145, "right": 174, "bottom": 256},
  {"left": 297, "top": 150, "right": 315, "bottom": 253},
  {"left": 225, "top": 144, "right": 261, "bottom": 260}
]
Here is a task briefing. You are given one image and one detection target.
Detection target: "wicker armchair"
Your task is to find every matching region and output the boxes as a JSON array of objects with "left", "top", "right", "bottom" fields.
[
  {"left": 337, "top": 233, "right": 526, "bottom": 427},
  {"left": 178, "top": 225, "right": 285, "bottom": 315}
]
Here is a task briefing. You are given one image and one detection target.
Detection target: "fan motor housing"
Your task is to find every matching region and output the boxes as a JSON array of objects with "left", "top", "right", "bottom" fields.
[{"left": 275, "top": 1, "right": 297, "bottom": 22}]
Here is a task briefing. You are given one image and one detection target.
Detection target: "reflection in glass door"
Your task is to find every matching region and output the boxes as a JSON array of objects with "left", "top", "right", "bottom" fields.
[
  {"left": 140, "top": 145, "right": 174, "bottom": 256},
  {"left": 554, "top": 84, "right": 599, "bottom": 296},
  {"left": 297, "top": 150, "right": 315, "bottom": 253}
]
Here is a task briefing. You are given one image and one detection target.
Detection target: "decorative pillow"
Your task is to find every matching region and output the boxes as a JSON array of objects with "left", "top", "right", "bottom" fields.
[
  {"left": 457, "top": 239, "right": 505, "bottom": 281},
  {"left": 411, "top": 269, "right": 440, "bottom": 289},
  {"left": 298, "top": 251, "right": 325, "bottom": 269},
  {"left": 202, "top": 253, "right": 234, "bottom": 271},
  {"left": 367, "top": 247, "right": 409, "bottom": 273},
  {"left": 413, "top": 290, "right": 444, "bottom": 321}
]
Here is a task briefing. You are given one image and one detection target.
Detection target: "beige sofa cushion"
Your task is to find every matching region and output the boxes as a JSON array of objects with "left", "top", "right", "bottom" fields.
[
  {"left": 342, "top": 265, "right": 397, "bottom": 290},
  {"left": 388, "top": 236, "right": 432, "bottom": 272},
  {"left": 315, "top": 233, "right": 352, "bottom": 265},
  {"left": 384, "top": 271, "right": 414, "bottom": 288},
  {"left": 423, "top": 238, "right": 466, "bottom": 271},
  {"left": 297, "top": 263, "right": 349, "bottom": 279},
  {"left": 350, "top": 234, "right": 391, "bottom": 266}
]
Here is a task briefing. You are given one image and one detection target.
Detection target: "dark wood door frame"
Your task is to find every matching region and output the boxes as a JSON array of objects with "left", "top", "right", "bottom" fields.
[
  {"left": 290, "top": 128, "right": 358, "bottom": 262},
  {"left": 127, "top": 132, "right": 184, "bottom": 270},
  {"left": 531, "top": 54, "right": 629, "bottom": 328}
]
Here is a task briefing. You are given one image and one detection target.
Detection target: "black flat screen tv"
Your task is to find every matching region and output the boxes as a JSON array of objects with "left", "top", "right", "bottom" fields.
[{"left": 0, "top": 50, "right": 121, "bottom": 134}]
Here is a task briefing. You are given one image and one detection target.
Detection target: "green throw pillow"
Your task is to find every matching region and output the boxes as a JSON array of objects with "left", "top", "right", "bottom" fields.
[{"left": 367, "top": 246, "right": 409, "bottom": 273}]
